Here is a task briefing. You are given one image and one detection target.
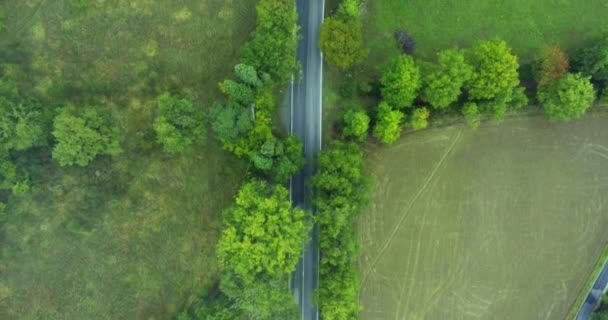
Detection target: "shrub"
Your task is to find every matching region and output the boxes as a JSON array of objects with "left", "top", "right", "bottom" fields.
[
  {"left": 373, "top": 102, "right": 404, "bottom": 144},
  {"left": 509, "top": 86, "right": 529, "bottom": 110},
  {"left": 462, "top": 102, "right": 481, "bottom": 128},
  {"left": 572, "top": 33, "right": 608, "bottom": 87},
  {"left": 342, "top": 109, "right": 370, "bottom": 141},
  {"left": 52, "top": 106, "right": 122, "bottom": 166},
  {"left": 380, "top": 55, "right": 421, "bottom": 108},
  {"left": 394, "top": 30, "right": 415, "bottom": 55},
  {"left": 319, "top": 17, "right": 368, "bottom": 70},
  {"left": 410, "top": 107, "right": 430, "bottom": 130},
  {"left": 153, "top": 93, "right": 205, "bottom": 155},
  {"left": 466, "top": 38, "right": 520, "bottom": 100},
  {"left": 421, "top": 49, "right": 473, "bottom": 109},
  {"left": 538, "top": 73, "right": 596, "bottom": 121},
  {"left": 533, "top": 45, "right": 569, "bottom": 86}
]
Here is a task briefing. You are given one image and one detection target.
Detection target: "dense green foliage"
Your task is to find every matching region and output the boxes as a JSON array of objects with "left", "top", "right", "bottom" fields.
[
  {"left": 319, "top": 17, "right": 368, "bottom": 70},
  {"left": 465, "top": 38, "right": 520, "bottom": 100},
  {"left": 421, "top": 49, "right": 473, "bottom": 109},
  {"left": 572, "top": 33, "right": 608, "bottom": 89},
  {"left": 312, "top": 141, "right": 372, "bottom": 320},
  {"left": 0, "top": 81, "right": 49, "bottom": 194},
  {"left": 380, "top": 55, "right": 421, "bottom": 108},
  {"left": 218, "top": 180, "right": 310, "bottom": 319},
  {"left": 153, "top": 93, "right": 205, "bottom": 155},
  {"left": 251, "top": 136, "right": 305, "bottom": 183},
  {"left": 342, "top": 109, "right": 369, "bottom": 141},
  {"left": 373, "top": 101, "right": 404, "bottom": 144},
  {"left": 52, "top": 106, "right": 122, "bottom": 167},
  {"left": 538, "top": 73, "right": 596, "bottom": 121},
  {"left": 410, "top": 107, "right": 429, "bottom": 130},
  {"left": 533, "top": 45, "right": 569, "bottom": 86},
  {"left": 241, "top": 0, "right": 299, "bottom": 85}
]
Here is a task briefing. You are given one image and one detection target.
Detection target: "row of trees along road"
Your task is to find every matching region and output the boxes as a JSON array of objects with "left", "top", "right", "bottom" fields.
[{"left": 179, "top": 0, "right": 313, "bottom": 319}]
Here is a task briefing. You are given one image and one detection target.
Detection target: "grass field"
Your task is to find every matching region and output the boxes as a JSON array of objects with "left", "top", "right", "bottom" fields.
[
  {"left": 0, "top": 1, "right": 254, "bottom": 318},
  {"left": 358, "top": 110, "right": 608, "bottom": 320},
  {"left": 363, "top": 0, "right": 608, "bottom": 67}
]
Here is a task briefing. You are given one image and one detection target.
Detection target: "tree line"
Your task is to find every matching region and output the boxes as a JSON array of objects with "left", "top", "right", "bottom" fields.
[
  {"left": 178, "top": 0, "right": 312, "bottom": 319},
  {"left": 321, "top": 16, "right": 608, "bottom": 146}
]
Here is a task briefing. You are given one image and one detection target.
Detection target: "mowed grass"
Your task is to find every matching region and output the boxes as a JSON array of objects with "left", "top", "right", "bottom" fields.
[
  {"left": 0, "top": 1, "right": 255, "bottom": 319},
  {"left": 363, "top": 0, "right": 608, "bottom": 68},
  {"left": 358, "top": 110, "right": 608, "bottom": 320}
]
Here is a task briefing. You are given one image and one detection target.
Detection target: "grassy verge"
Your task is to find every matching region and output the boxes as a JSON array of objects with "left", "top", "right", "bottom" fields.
[{"left": 567, "top": 240, "right": 608, "bottom": 320}]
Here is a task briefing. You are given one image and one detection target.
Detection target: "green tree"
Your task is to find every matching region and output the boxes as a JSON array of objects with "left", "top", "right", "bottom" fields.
[
  {"left": 312, "top": 141, "right": 371, "bottom": 242},
  {"left": 250, "top": 136, "right": 305, "bottom": 183},
  {"left": 336, "top": 0, "right": 360, "bottom": 19},
  {"left": 0, "top": 96, "right": 47, "bottom": 153},
  {"left": 373, "top": 102, "right": 404, "bottom": 144},
  {"left": 0, "top": 156, "right": 28, "bottom": 194},
  {"left": 380, "top": 55, "right": 421, "bottom": 108},
  {"left": 210, "top": 101, "right": 253, "bottom": 145},
  {"left": 218, "top": 180, "right": 310, "bottom": 282},
  {"left": 153, "top": 93, "right": 205, "bottom": 155},
  {"left": 538, "top": 73, "right": 596, "bottom": 121},
  {"left": 342, "top": 109, "right": 369, "bottom": 141},
  {"left": 410, "top": 107, "right": 429, "bottom": 130},
  {"left": 52, "top": 107, "right": 122, "bottom": 167},
  {"left": 533, "top": 45, "right": 569, "bottom": 86},
  {"left": 312, "top": 141, "right": 371, "bottom": 320},
  {"left": 222, "top": 278, "right": 298, "bottom": 320},
  {"left": 421, "top": 49, "right": 473, "bottom": 109},
  {"left": 234, "top": 63, "right": 264, "bottom": 88},
  {"left": 217, "top": 180, "right": 309, "bottom": 319},
  {"left": 466, "top": 38, "right": 520, "bottom": 100},
  {"left": 572, "top": 32, "right": 608, "bottom": 87},
  {"left": 241, "top": 0, "right": 299, "bottom": 85},
  {"left": 462, "top": 102, "right": 481, "bottom": 128},
  {"left": 319, "top": 17, "right": 367, "bottom": 70},
  {"left": 219, "top": 79, "right": 255, "bottom": 105}
]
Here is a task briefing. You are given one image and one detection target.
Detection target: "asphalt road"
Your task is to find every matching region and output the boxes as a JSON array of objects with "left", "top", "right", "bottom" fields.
[
  {"left": 289, "top": 0, "right": 324, "bottom": 319},
  {"left": 576, "top": 259, "right": 608, "bottom": 319}
]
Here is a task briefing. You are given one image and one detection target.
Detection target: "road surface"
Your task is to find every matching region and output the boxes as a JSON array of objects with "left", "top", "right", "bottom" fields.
[
  {"left": 289, "top": 0, "right": 324, "bottom": 319},
  {"left": 575, "top": 258, "right": 608, "bottom": 319}
]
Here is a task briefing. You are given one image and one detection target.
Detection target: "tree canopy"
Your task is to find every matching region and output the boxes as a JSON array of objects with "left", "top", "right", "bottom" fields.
[
  {"left": 533, "top": 45, "right": 569, "bottom": 86},
  {"left": 538, "top": 73, "right": 596, "bottom": 121},
  {"left": 319, "top": 17, "right": 368, "bottom": 70},
  {"left": 250, "top": 136, "right": 305, "bottom": 183},
  {"left": 380, "top": 55, "right": 421, "bottom": 108},
  {"left": 312, "top": 141, "right": 371, "bottom": 320},
  {"left": 153, "top": 93, "right": 205, "bottom": 155},
  {"left": 421, "top": 49, "right": 473, "bottom": 109},
  {"left": 373, "top": 102, "right": 404, "bottom": 144},
  {"left": 342, "top": 109, "right": 369, "bottom": 141},
  {"left": 466, "top": 38, "right": 520, "bottom": 100},
  {"left": 217, "top": 180, "right": 310, "bottom": 319},
  {"left": 241, "top": 0, "right": 299, "bottom": 85},
  {"left": 52, "top": 106, "right": 122, "bottom": 167}
]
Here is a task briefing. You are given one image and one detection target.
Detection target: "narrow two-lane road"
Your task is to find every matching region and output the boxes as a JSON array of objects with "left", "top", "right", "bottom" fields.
[{"left": 290, "top": 0, "right": 324, "bottom": 319}]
